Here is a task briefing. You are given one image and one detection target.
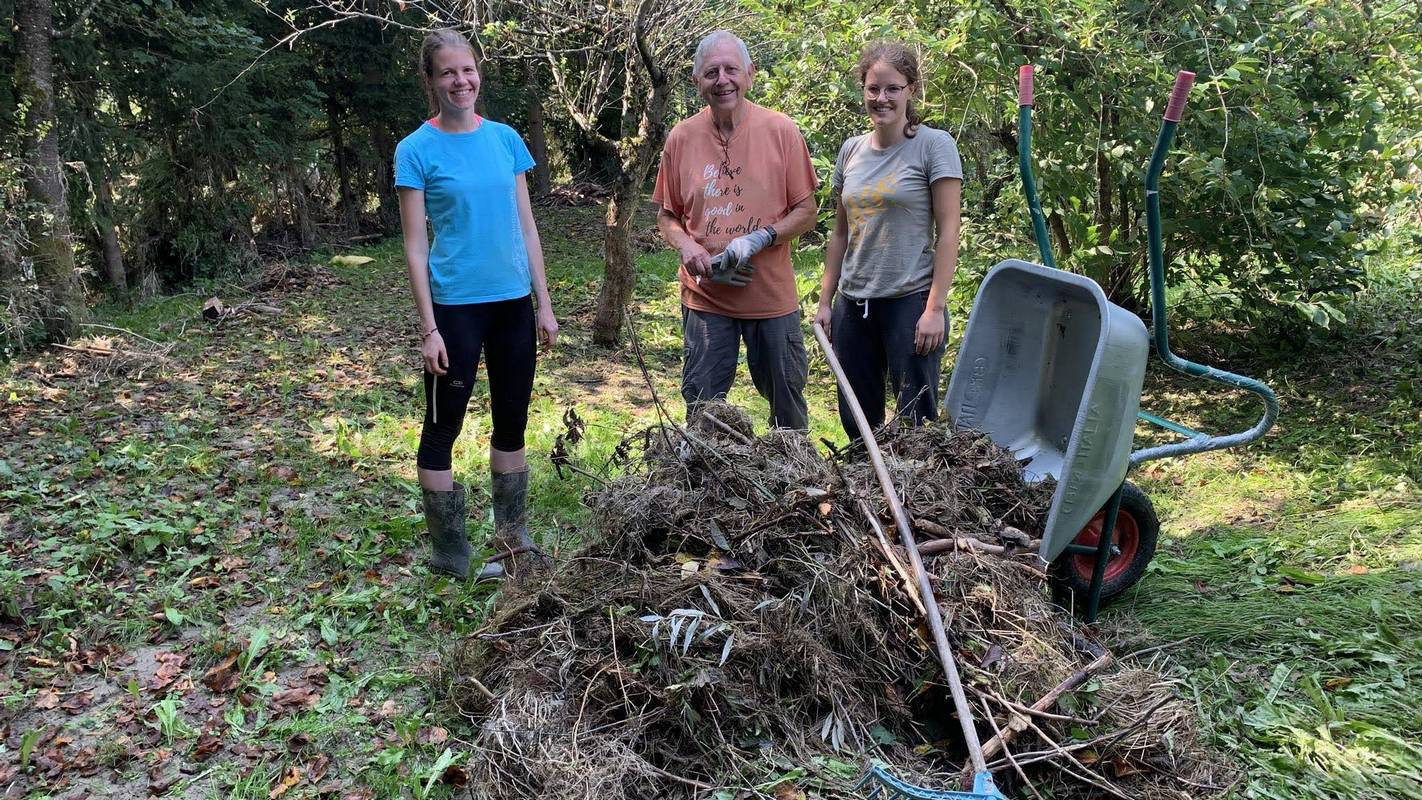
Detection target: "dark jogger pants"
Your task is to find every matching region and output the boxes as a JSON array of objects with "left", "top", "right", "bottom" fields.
[{"left": 830, "top": 290, "right": 948, "bottom": 440}]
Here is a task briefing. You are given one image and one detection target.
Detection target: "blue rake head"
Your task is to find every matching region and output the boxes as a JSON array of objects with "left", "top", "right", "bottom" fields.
[{"left": 856, "top": 763, "right": 1006, "bottom": 800}]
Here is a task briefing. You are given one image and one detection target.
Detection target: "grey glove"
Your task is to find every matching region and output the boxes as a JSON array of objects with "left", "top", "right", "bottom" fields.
[
  {"left": 722, "top": 227, "right": 775, "bottom": 271},
  {"left": 707, "top": 252, "right": 755, "bottom": 287}
]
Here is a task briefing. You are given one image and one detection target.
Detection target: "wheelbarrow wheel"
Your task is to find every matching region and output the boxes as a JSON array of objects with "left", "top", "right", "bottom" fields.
[{"left": 1050, "top": 482, "right": 1159, "bottom": 608}]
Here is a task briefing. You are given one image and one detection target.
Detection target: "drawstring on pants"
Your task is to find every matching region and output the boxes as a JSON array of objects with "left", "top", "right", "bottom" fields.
[{"left": 855, "top": 297, "right": 871, "bottom": 319}]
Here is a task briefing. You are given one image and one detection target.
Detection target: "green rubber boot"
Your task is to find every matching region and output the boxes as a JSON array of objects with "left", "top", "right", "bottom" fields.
[
  {"left": 423, "top": 482, "right": 471, "bottom": 579},
  {"left": 475, "top": 468, "right": 542, "bottom": 581}
]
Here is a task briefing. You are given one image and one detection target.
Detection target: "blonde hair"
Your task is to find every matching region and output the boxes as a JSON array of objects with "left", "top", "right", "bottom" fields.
[
  {"left": 858, "top": 41, "right": 922, "bottom": 138},
  {"left": 419, "top": 29, "right": 479, "bottom": 113}
]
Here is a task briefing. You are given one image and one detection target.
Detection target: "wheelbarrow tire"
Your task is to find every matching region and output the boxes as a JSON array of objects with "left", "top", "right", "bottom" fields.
[{"left": 1050, "top": 482, "right": 1159, "bottom": 609}]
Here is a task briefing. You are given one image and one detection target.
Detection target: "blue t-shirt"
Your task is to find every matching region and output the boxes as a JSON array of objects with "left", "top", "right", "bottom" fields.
[{"left": 394, "top": 120, "right": 536, "bottom": 305}]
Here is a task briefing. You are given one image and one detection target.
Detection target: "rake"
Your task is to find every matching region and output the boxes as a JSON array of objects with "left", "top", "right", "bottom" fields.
[{"left": 812, "top": 322, "right": 1006, "bottom": 800}]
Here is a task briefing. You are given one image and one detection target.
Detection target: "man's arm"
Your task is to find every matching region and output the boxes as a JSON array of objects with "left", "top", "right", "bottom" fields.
[
  {"left": 771, "top": 195, "right": 818, "bottom": 242},
  {"left": 658, "top": 207, "right": 713, "bottom": 278}
]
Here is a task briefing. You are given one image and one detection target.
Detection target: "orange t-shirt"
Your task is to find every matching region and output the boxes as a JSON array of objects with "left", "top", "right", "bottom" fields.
[{"left": 651, "top": 102, "right": 819, "bottom": 319}]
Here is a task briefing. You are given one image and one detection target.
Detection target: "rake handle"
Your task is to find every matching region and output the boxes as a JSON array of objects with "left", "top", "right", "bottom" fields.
[{"left": 813, "top": 322, "right": 989, "bottom": 773}]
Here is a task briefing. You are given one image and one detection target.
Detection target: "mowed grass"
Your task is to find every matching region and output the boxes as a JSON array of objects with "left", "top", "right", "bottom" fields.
[{"left": 1, "top": 204, "right": 1418, "bottom": 798}]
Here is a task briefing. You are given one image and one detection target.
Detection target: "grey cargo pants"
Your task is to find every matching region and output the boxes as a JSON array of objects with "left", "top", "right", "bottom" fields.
[{"left": 681, "top": 307, "right": 809, "bottom": 431}]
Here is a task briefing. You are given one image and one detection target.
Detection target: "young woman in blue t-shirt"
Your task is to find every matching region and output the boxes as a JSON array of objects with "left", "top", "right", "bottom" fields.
[{"left": 395, "top": 29, "right": 558, "bottom": 581}]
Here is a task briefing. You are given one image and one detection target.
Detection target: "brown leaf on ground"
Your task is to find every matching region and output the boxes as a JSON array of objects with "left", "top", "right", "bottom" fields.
[
  {"left": 271, "top": 686, "right": 321, "bottom": 712},
  {"left": 269, "top": 765, "right": 302, "bottom": 799},
  {"left": 202, "top": 654, "right": 240, "bottom": 693},
  {"left": 440, "top": 764, "right": 469, "bottom": 787},
  {"left": 375, "top": 699, "right": 399, "bottom": 719},
  {"left": 306, "top": 753, "right": 332, "bottom": 782},
  {"left": 772, "top": 782, "right": 806, "bottom": 800},
  {"left": 34, "top": 688, "right": 61, "bottom": 709},
  {"left": 340, "top": 789, "right": 375, "bottom": 800},
  {"left": 148, "top": 651, "right": 187, "bottom": 690},
  {"left": 417, "top": 726, "right": 448, "bottom": 745},
  {"left": 59, "top": 691, "right": 94, "bottom": 714},
  {"left": 193, "top": 730, "right": 223, "bottom": 761}
]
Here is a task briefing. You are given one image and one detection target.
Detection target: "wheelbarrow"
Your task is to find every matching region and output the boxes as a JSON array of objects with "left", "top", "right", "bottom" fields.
[{"left": 944, "top": 68, "right": 1280, "bottom": 622}]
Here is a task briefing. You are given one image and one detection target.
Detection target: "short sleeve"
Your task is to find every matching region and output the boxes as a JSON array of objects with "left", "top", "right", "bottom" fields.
[
  {"left": 650, "top": 133, "right": 682, "bottom": 215},
  {"left": 394, "top": 137, "right": 425, "bottom": 190},
  {"left": 504, "top": 126, "right": 536, "bottom": 174},
  {"left": 926, "top": 129, "right": 963, "bottom": 184},
  {"left": 781, "top": 120, "right": 819, "bottom": 207},
  {"left": 831, "top": 139, "right": 852, "bottom": 192}
]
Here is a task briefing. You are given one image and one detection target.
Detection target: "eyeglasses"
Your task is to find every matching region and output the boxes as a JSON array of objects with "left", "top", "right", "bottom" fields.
[{"left": 864, "top": 84, "right": 908, "bottom": 100}]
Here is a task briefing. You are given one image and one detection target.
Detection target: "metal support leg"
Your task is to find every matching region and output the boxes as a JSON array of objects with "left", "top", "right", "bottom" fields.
[{"left": 1085, "top": 482, "right": 1126, "bottom": 624}]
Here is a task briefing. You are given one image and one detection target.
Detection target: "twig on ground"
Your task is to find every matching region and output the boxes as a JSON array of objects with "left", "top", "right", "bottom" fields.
[{"left": 980, "top": 651, "right": 1115, "bottom": 761}]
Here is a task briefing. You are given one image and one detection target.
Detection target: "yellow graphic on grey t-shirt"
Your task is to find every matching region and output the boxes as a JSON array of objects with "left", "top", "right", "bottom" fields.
[{"left": 844, "top": 175, "right": 898, "bottom": 240}]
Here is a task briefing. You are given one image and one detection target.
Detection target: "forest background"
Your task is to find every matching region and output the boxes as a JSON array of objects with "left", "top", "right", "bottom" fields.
[{"left": 4, "top": 0, "right": 1419, "bottom": 351}]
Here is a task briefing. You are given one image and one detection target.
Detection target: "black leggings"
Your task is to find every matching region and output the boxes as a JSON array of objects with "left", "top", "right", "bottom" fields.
[{"left": 416, "top": 296, "right": 536, "bottom": 471}]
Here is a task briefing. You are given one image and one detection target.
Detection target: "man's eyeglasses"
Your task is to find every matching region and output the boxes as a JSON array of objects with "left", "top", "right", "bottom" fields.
[{"left": 864, "top": 84, "right": 908, "bottom": 100}]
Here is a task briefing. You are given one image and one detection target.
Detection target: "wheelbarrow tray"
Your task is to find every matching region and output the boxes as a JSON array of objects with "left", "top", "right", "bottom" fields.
[{"left": 945, "top": 260, "right": 1149, "bottom": 562}]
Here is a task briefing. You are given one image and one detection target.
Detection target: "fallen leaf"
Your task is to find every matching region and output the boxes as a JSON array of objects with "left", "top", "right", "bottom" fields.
[
  {"left": 306, "top": 753, "right": 332, "bottom": 782},
  {"left": 202, "top": 654, "right": 241, "bottom": 693},
  {"left": 269, "top": 765, "right": 302, "bottom": 799},
  {"left": 271, "top": 686, "right": 320, "bottom": 712},
  {"left": 772, "top": 781, "right": 806, "bottom": 800},
  {"left": 193, "top": 731, "right": 223, "bottom": 761},
  {"left": 60, "top": 691, "right": 94, "bottom": 714},
  {"left": 375, "top": 699, "right": 399, "bottom": 719},
  {"left": 440, "top": 764, "right": 469, "bottom": 787},
  {"left": 148, "top": 651, "right": 187, "bottom": 691},
  {"left": 418, "top": 726, "right": 448, "bottom": 745},
  {"left": 34, "top": 688, "right": 60, "bottom": 709}
]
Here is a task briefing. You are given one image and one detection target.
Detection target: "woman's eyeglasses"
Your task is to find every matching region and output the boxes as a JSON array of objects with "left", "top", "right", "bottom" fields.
[{"left": 864, "top": 84, "right": 908, "bottom": 100}]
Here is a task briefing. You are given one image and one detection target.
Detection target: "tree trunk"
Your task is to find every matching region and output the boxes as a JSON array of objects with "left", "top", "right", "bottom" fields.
[
  {"left": 327, "top": 94, "right": 357, "bottom": 230},
  {"left": 15, "top": 0, "right": 86, "bottom": 342},
  {"left": 95, "top": 175, "right": 126, "bottom": 293},
  {"left": 290, "top": 166, "right": 318, "bottom": 249},
  {"left": 372, "top": 125, "right": 400, "bottom": 231},
  {"left": 1048, "top": 211, "right": 1072, "bottom": 260},
  {"left": 525, "top": 62, "right": 552, "bottom": 196},
  {"left": 592, "top": 170, "right": 639, "bottom": 346}
]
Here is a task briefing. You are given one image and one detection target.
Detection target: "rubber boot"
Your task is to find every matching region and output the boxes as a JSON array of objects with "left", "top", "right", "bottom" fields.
[
  {"left": 475, "top": 468, "right": 541, "bottom": 581},
  {"left": 423, "top": 482, "right": 471, "bottom": 579}
]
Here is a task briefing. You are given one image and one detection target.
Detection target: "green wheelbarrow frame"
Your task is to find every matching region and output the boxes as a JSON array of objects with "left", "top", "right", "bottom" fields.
[{"left": 1012, "top": 67, "right": 1279, "bottom": 622}]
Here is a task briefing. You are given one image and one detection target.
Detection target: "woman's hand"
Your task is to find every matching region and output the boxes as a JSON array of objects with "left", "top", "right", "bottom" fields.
[
  {"left": 537, "top": 306, "right": 559, "bottom": 351},
  {"left": 422, "top": 330, "right": 449, "bottom": 375},
  {"left": 914, "top": 309, "right": 946, "bottom": 356},
  {"left": 814, "top": 302, "right": 833, "bottom": 342}
]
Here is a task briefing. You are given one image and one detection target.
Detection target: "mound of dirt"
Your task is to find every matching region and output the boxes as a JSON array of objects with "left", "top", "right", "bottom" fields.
[{"left": 448, "top": 403, "right": 1228, "bottom": 799}]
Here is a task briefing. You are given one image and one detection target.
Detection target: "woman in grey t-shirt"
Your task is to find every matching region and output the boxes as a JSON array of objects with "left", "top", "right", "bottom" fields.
[{"left": 815, "top": 42, "right": 963, "bottom": 440}]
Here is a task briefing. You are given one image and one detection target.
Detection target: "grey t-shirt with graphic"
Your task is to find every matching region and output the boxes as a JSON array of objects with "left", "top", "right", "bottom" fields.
[{"left": 831, "top": 126, "right": 963, "bottom": 299}]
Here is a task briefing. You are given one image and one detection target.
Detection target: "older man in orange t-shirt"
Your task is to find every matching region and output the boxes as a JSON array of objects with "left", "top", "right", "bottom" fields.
[{"left": 652, "top": 30, "right": 820, "bottom": 430}]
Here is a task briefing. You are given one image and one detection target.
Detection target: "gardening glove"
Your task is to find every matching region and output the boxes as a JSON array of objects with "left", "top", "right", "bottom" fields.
[
  {"left": 707, "top": 252, "right": 755, "bottom": 287},
  {"left": 721, "top": 227, "right": 775, "bottom": 272}
]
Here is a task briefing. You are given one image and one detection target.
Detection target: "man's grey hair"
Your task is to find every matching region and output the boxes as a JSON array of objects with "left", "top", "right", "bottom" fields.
[{"left": 692, "top": 30, "right": 752, "bottom": 76}]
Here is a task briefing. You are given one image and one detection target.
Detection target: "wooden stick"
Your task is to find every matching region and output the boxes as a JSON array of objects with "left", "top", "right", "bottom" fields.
[
  {"left": 915, "top": 517, "right": 1036, "bottom": 550},
  {"left": 699, "top": 411, "right": 753, "bottom": 446},
  {"left": 980, "top": 698, "right": 1044, "bottom": 800},
  {"left": 812, "top": 322, "right": 990, "bottom": 775},
  {"left": 855, "top": 500, "right": 927, "bottom": 617},
  {"left": 979, "top": 651, "right": 1114, "bottom": 761}
]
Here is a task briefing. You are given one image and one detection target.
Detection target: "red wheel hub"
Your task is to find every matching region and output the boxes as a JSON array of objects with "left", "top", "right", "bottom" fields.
[{"left": 1071, "top": 508, "right": 1141, "bottom": 583}]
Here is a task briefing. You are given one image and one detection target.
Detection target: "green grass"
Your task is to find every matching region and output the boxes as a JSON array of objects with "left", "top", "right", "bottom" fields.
[{"left": 1, "top": 206, "right": 1419, "bottom": 798}]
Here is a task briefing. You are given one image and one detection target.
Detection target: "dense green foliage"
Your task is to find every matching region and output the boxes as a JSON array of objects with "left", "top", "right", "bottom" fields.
[
  {"left": 2, "top": 0, "right": 1419, "bottom": 346},
  {"left": 747, "top": 0, "right": 1422, "bottom": 333}
]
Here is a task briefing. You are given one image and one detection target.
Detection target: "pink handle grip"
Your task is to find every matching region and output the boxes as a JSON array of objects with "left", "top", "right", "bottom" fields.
[
  {"left": 1164, "top": 70, "right": 1196, "bottom": 122},
  {"left": 1018, "top": 65, "right": 1034, "bottom": 107}
]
